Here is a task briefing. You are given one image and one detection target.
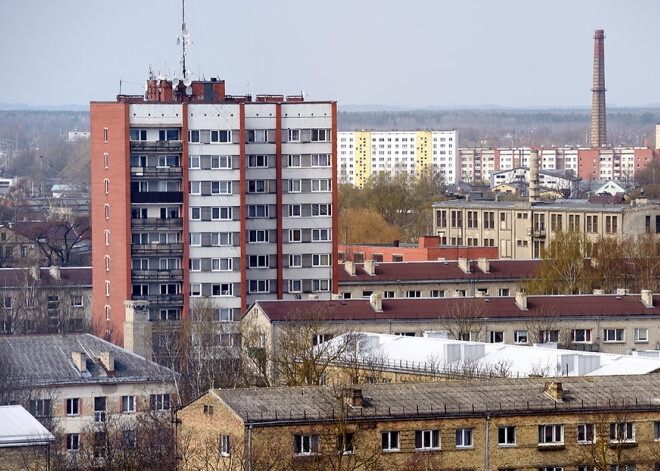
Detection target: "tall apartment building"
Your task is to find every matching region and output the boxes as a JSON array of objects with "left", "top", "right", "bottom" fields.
[
  {"left": 459, "top": 145, "right": 658, "bottom": 183},
  {"left": 91, "top": 78, "right": 337, "bottom": 347},
  {"left": 338, "top": 130, "right": 458, "bottom": 188}
]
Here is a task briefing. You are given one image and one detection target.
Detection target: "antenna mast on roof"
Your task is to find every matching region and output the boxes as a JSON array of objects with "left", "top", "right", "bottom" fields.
[{"left": 176, "top": 0, "right": 191, "bottom": 79}]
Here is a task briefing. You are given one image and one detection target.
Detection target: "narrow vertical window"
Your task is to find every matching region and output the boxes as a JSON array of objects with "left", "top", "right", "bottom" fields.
[
  {"left": 104, "top": 230, "right": 110, "bottom": 245},
  {"left": 104, "top": 204, "right": 109, "bottom": 219},
  {"left": 104, "top": 255, "right": 110, "bottom": 271},
  {"left": 105, "top": 305, "right": 110, "bottom": 321},
  {"left": 104, "top": 128, "right": 108, "bottom": 143},
  {"left": 104, "top": 153, "right": 109, "bottom": 169},
  {"left": 105, "top": 281, "right": 110, "bottom": 297},
  {"left": 104, "top": 179, "right": 109, "bottom": 194}
]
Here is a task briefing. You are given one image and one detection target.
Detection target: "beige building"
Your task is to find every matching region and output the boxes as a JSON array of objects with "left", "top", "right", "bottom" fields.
[
  {"left": 244, "top": 292, "right": 660, "bottom": 359},
  {"left": 0, "top": 334, "right": 177, "bottom": 458},
  {"left": 178, "top": 376, "right": 660, "bottom": 470},
  {"left": 338, "top": 258, "right": 541, "bottom": 299},
  {"left": 433, "top": 198, "right": 660, "bottom": 258}
]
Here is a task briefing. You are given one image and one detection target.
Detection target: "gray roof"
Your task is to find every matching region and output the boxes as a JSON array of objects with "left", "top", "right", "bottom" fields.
[
  {"left": 209, "top": 375, "right": 660, "bottom": 425},
  {"left": 0, "top": 334, "right": 176, "bottom": 387},
  {"left": 433, "top": 198, "right": 637, "bottom": 212},
  {"left": 0, "top": 405, "right": 54, "bottom": 447}
]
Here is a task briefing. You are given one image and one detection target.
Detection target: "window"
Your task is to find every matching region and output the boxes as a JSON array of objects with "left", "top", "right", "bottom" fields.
[
  {"left": 294, "top": 434, "right": 319, "bottom": 455},
  {"left": 514, "top": 330, "right": 528, "bottom": 344},
  {"left": 538, "top": 425, "right": 563, "bottom": 445},
  {"left": 406, "top": 290, "right": 421, "bottom": 298},
  {"left": 381, "top": 431, "right": 399, "bottom": 452},
  {"left": 190, "top": 258, "right": 201, "bottom": 271},
  {"left": 312, "top": 229, "right": 331, "bottom": 241},
  {"left": 211, "top": 130, "right": 232, "bottom": 143},
  {"left": 498, "top": 426, "right": 516, "bottom": 446},
  {"left": 577, "top": 423, "right": 595, "bottom": 444},
  {"left": 191, "top": 207, "right": 201, "bottom": 220},
  {"left": 311, "top": 129, "right": 330, "bottom": 142},
  {"left": 189, "top": 156, "right": 200, "bottom": 168},
  {"left": 288, "top": 205, "right": 301, "bottom": 217},
  {"left": 189, "top": 181, "right": 201, "bottom": 194},
  {"left": 337, "top": 433, "right": 354, "bottom": 454},
  {"left": 539, "top": 468, "right": 563, "bottom": 471},
  {"left": 248, "top": 180, "right": 269, "bottom": 193},
  {"left": 213, "top": 181, "right": 232, "bottom": 194},
  {"left": 71, "top": 295, "right": 83, "bottom": 307},
  {"left": 415, "top": 430, "right": 440, "bottom": 450},
  {"left": 159, "top": 129, "right": 179, "bottom": 141},
  {"left": 312, "top": 254, "right": 331, "bottom": 266},
  {"left": 289, "top": 229, "right": 302, "bottom": 242},
  {"left": 312, "top": 154, "right": 331, "bottom": 167},
  {"left": 190, "top": 233, "right": 201, "bottom": 246},
  {"left": 655, "top": 421, "right": 660, "bottom": 440},
  {"left": 610, "top": 422, "right": 635, "bottom": 443},
  {"left": 288, "top": 129, "right": 300, "bottom": 142},
  {"left": 289, "top": 254, "right": 302, "bottom": 267},
  {"left": 455, "top": 428, "right": 473, "bottom": 448},
  {"left": 603, "top": 328, "right": 624, "bottom": 343},
  {"left": 104, "top": 152, "right": 109, "bottom": 169},
  {"left": 288, "top": 179, "right": 301, "bottom": 192},
  {"left": 288, "top": 280, "right": 302, "bottom": 293},
  {"left": 213, "top": 207, "right": 232, "bottom": 220},
  {"left": 312, "top": 204, "right": 331, "bottom": 216},
  {"left": 190, "top": 284, "right": 201, "bottom": 296},
  {"left": 606, "top": 215, "right": 618, "bottom": 234},
  {"left": 392, "top": 254, "right": 403, "bottom": 262},
  {"left": 213, "top": 258, "right": 233, "bottom": 271},
  {"left": 150, "top": 394, "right": 170, "bottom": 411},
  {"left": 66, "top": 398, "right": 80, "bottom": 416},
  {"left": 248, "top": 154, "right": 268, "bottom": 167},
  {"left": 213, "top": 232, "right": 232, "bottom": 246},
  {"left": 586, "top": 215, "right": 598, "bottom": 233},
  {"left": 248, "top": 230, "right": 269, "bottom": 243},
  {"left": 248, "top": 255, "right": 269, "bottom": 268},
  {"left": 311, "top": 179, "right": 331, "bottom": 192},
  {"left": 220, "top": 435, "right": 230, "bottom": 456},
  {"left": 29, "top": 399, "right": 51, "bottom": 418},
  {"left": 105, "top": 230, "right": 110, "bottom": 245},
  {"left": 104, "top": 179, "right": 109, "bottom": 194},
  {"left": 94, "top": 396, "right": 107, "bottom": 423},
  {"left": 489, "top": 331, "right": 504, "bottom": 343},
  {"left": 430, "top": 290, "right": 444, "bottom": 298},
  {"left": 213, "top": 283, "right": 233, "bottom": 296},
  {"left": 212, "top": 155, "right": 232, "bottom": 169},
  {"left": 313, "top": 279, "right": 330, "bottom": 292},
  {"left": 247, "top": 129, "right": 268, "bottom": 143},
  {"left": 213, "top": 309, "right": 234, "bottom": 322},
  {"left": 635, "top": 328, "right": 648, "bottom": 342},
  {"left": 248, "top": 205, "right": 269, "bottom": 218},
  {"left": 248, "top": 280, "right": 270, "bottom": 293},
  {"left": 288, "top": 154, "right": 301, "bottom": 167},
  {"left": 130, "top": 129, "right": 147, "bottom": 141},
  {"left": 122, "top": 396, "right": 136, "bottom": 414},
  {"left": 539, "top": 330, "right": 559, "bottom": 343},
  {"left": 572, "top": 329, "right": 592, "bottom": 343},
  {"left": 188, "top": 130, "right": 200, "bottom": 142},
  {"left": 67, "top": 433, "right": 80, "bottom": 452}
]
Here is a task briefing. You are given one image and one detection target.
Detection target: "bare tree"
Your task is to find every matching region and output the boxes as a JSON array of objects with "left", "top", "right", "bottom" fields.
[
  {"left": 439, "top": 298, "right": 486, "bottom": 342},
  {"left": 27, "top": 217, "right": 90, "bottom": 267}
]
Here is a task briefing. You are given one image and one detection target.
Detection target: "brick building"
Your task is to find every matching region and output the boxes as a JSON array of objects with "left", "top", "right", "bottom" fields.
[
  {"left": 90, "top": 77, "right": 337, "bottom": 349},
  {"left": 177, "top": 375, "right": 660, "bottom": 470}
]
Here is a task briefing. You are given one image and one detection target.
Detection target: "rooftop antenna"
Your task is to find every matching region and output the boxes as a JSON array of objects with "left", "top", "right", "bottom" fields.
[{"left": 176, "top": 0, "right": 190, "bottom": 79}]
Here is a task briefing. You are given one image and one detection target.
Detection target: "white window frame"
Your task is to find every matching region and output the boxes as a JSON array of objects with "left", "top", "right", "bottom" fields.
[
  {"left": 312, "top": 154, "right": 331, "bottom": 167},
  {"left": 248, "top": 230, "right": 269, "bottom": 243},
  {"left": 66, "top": 398, "right": 80, "bottom": 417},
  {"left": 572, "top": 329, "right": 592, "bottom": 344},
  {"left": 248, "top": 154, "right": 268, "bottom": 168},
  {"left": 312, "top": 279, "right": 330, "bottom": 292},
  {"left": 289, "top": 254, "right": 302, "bottom": 267},
  {"left": 288, "top": 129, "right": 300, "bottom": 142},
  {"left": 455, "top": 428, "right": 473, "bottom": 449},
  {"left": 415, "top": 429, "right": 440, "bottom": 450},
  {"left": 514, "top": 330, "right": 528, "bottom": 344},
  {"left": 122, "top": 396, "right": 136, "bottom": 414},
  {"left": 312, "top": 229, "right": 331, "bottom": 241},
  {"left": 577, "top": 423, "right": 595, "bottom": 444},
  {"left": 248, "top": 280, "right": 270, "bottom": 294},
  {"left": 288, "top": 154, "right": 301, "bottom": 167},
  {"left": 289, "top": 229, "right": 301, "bottom": 242},
  {"left": 288, "top": 279, "right": 302, "bottom": 293},
  {"left": 610, "top": 422, "right": 635, "bottom": 443},
  {"left": 498, "top": 426, "right": 516, "bottom": 447},
  {"left": 188, "top": 156, "right": 200, "bottom": 169},
  {"left": 288, "top": 179, "right": 301, "bottom": 193},
  {"left": 634, "top": 328, "right": 648, "bottom": 342},
  {"left": 288, "top": 204, "right": 301, "bottom": 217},
  {"left": 294, "top": 434, "right": 319, "bottom": 456},
  {"left": 381, "top": 431, "right": 399, "bottom": 452},
  {"left": 538, "top": 424, "right": 564, "bottom": 445},
  {"left": 603, "top": 328, "right": 624, "bottom": 343},
  {"left": 312, "top": 254, "right": 331, "bottom": 267},
  {"left": 311, "top": 204, "right": 331, "bottom": 217}
]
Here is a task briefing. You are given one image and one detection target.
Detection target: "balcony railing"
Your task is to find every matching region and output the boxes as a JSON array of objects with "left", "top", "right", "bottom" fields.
[
  {"left": 131, "top": 218, "right": 183, "bottom": 229},
  {"left": 131, "top": 243, "right": 183, "bottom": 255},
  {"left": 131, "top": 191, "right": 183, "bottom": 204},
  {"left": 130, "top": 166, "right": 182, "bottom": 177},
  {"left": 131, "top": 294, "right": 184, "bottom": 305},
  {"left": 129, "top": 141, "right": 182, "bottom": 152},
  {"left": 131, "top": 269, "right": 183, "bottom": 281}
]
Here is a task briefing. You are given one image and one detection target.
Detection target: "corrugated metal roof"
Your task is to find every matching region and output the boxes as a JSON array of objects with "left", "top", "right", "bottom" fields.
[{"left": 0, "top": 406, "right": 54, "bottom": 447}]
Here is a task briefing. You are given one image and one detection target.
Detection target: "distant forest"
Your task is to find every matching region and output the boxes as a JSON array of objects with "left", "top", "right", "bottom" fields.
[{"left": 338, "top": 108, "right": 660, "bottom": 148}]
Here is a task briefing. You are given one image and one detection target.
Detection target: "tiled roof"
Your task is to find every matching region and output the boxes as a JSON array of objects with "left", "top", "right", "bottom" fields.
[
  {"left": 0, "top": 267, "right": 91, "bottom": 287},
  {"left": 252, "top": 294, "right": 660, "bottom": 322},
  {"left": 0, "top": 334, "right": 176, "bottom": 387},
  {"left": 210, "top": 375, "right": 660, "bottom": 425},
  {"left": 338, "top": 259, "right": 541, "bottom": 283}
]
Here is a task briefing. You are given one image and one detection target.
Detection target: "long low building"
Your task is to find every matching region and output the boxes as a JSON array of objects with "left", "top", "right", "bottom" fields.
[
  {"left": 318, "top": 332, "right": 660, "bottom": 384},
  {"left": 338, "top": 258, "right": 541, "bottom": 299},
  {"left": 243, "top": 291, "right": 660, "bottom": 357},
  {"left": 178, "top": 375, "right": 660, "bottom": 470}
]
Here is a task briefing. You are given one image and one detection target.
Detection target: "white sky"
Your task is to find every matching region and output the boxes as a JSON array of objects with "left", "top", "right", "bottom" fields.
[{"left": 1, "top": 0, "right": 659, "bottom": 108}]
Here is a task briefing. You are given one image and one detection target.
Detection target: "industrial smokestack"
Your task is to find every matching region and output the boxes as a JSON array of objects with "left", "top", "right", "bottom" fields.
[
  {"left": 529, "top": 149, "right": 540, "bottom": 202},
  {"left": 590, "top": 30, "right": 606, "bottom": 147}
]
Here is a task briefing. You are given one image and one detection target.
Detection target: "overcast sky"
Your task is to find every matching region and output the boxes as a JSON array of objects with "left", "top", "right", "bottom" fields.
[{"left": 2, "top": 0, "right": 659, "bottom": 109}]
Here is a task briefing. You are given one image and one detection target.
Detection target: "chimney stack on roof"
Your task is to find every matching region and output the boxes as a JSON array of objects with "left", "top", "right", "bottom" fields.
[
  {"left": 529, "top": 149, "right": 540, "bottom": 203},
  {"left": 477, "top": 257, "right": 490, "bottom": 273},
  {"left": 544, "top": 381, "right": 564, "bottom": 402},
  {"left": 593, "top": 289, "right": 605, "bottom": 295},
  {"left": 590, "top": 29, "right": 607, "bottom": 147},
  {"left": 72, "top": 352, "right": 86, "bottom": 372},
  {"left": 515, "top": 292, "right": 528, "bottom": 310},
  {"left": 49, "top": 266, "right": 61, "bottom": 280},
  {"left": 29, "top": 266, "right": 40, "bottom": 280},
  {"left": 458, "top": 257, "right": 471, "bottom": 274},
  {"left": 345, "top": 388, "right": 364, "bottom": 407},
  {"left": 641, "top": 290, "right": 654, "bottom": 308},
  {"left": 99, "top": 351, "right": 115, "bottom": 372},
  {"left": 369, "top": 293, "right": 383, "bottom": 312},
  {"left": 363, "top": 259, "right": 376, "bottom": 276},
  {"left": 344, "top": 261, "right": 356, "bottom": 276}
]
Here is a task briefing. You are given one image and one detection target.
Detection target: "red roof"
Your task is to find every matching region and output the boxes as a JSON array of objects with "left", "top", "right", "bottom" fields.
[
  {"left": 338, "top": 259, "right": 542, "bottom": 283},
  {"left": 253, "top": 294, "right": 660, "bottom": 322}
]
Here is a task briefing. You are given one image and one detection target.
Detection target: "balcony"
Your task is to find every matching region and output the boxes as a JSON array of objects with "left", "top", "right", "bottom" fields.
[
  {"left": 527, "top": 227, "right": 546, "bottom": 238},
  {"left": 131, "top": 166, "right": 182, "bottom": 177},
  {"left": 131, "top": 218, "right": 183, "bottom": 229},
  {"left": 131, "top": 243, "right": 183, "bottom": 255},
  {"left": 131, "top": 191, "right": 183, "bottom": 204},
  {"left": 131, "top": 294, "right": 184, "bottom": 305},
  {"left": 130, "top": 141, "right": 182, "bottom": 152},
  {"left": 131, "top": 269, "right": 183, "bottom": 281}
]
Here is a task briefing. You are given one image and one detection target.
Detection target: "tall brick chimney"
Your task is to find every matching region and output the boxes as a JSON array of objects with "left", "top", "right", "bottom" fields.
[
  {"left": 590, "top": 30, "right": 606, "bottom": 147},
  {"left": 529, "top": 149, "right": 540, "bottom": 202}
]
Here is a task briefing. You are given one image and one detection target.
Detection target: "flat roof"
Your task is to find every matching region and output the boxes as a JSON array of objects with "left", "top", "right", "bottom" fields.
[
  {"left": 0, "top": 406, "right": 54, "bottom": 447},
  {"left": 432, "top": 198, "right": 637, "bottom": 211}
]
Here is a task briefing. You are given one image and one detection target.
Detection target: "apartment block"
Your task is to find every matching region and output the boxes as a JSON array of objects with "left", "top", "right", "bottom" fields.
[
  {"left": 459, "top": 145, "right": 659, "bottom": 183},
  {"left": 338, "top": 130, "right": 458, "bottom": 187},
  {"left": 178, "top": 376, "right": 660, "bottom": 470},
  {"left": 433, "top": 198, "right": 660, "bottom": 258},
  {"left": 91, "top": 78, "right": 337, "bottom": 348}
]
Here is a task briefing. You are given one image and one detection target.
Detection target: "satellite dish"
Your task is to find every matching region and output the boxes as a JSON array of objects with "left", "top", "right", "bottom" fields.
[
  {"left": 185, "top": 85, "right": 193, "bottom": 95},
  {"left": 185, "top": 69, "right": 191, "bottom": 78},
  {"left": 172, "top": 78, "right": 180, "bottom": 87},
  {"left": 183, "top": 77, "right": 192, "bottom": 87}
]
